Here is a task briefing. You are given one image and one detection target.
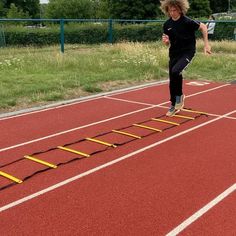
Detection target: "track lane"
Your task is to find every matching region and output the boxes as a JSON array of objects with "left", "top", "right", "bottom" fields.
[
  {"left": 0, "top": 81, "right": 235, "bottom": 204},
  {"left": 2, "top": 80, "right": 235, "bottom": 233},
  {"left": 179, "top": 191, "right": 236, "bottom": 236},
  {"left": 0, "top": 114, "right": 236, "bottom": 235},
  {"left": 109, "top": 81, "right": 229, "bottom": 105},
  {"left": 0, "top": 98, "right": 149, "bottom": 148},
  {"left": 0, "top": 107, "right": 210, "bottom": 204},
  {"left": 0, "top": 81, "right": 230, "bottom": 150}
]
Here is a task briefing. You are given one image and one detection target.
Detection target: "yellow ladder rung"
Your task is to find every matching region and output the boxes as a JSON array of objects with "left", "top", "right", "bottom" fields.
[
  {"left": 25, "top": 155, "right": 57, "bottom": 169},
  {"left": 173, "top": 114, "right": 195, "bottom": 120},
  {"left": 133, "top": 124, "right": 162, "bottom": 132},
  {"left": 181, "top": 108, "right": 209, "bottom": 115},
  {"left": 0, "top": 170, "right": 23, "bottom": 184},
  {"left": 112, "top": 130, "right": 141, "bottom": 139},
  {"left": 57, "top": 146, "right": 90, "bottom": 157},
  {"left": 151, "top": 118, "right": 180, "bottom": 126},
  {"left": 86, "top": 138, "right": 117, "bottom": 148}
]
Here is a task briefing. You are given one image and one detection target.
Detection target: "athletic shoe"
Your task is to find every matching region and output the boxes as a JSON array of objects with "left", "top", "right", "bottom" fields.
[
  {"left": 166, "top": 105, "right": 177, "bottom": 117},
  {"left": 175, "top": 94, "right": 185, "bottom": 110}
]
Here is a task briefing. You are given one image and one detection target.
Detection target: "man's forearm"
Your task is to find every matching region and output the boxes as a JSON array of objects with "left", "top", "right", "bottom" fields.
[
  {"left": 200, "top": 23, "right": 209, "bottom": 44},
  {"left": 199, "top": 23, "right": 211, "bottom": 54}
]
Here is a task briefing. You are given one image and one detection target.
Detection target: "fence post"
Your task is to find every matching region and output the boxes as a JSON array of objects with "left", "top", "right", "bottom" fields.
[
  {"left": 108, "top": 19, "right": 113, "bottom": 44},
  {"left": 60, "top": 19, "right": 65, "bottom": 53},
  {"left": 0, "top": 25, "right": 6, "bottom": 48}
]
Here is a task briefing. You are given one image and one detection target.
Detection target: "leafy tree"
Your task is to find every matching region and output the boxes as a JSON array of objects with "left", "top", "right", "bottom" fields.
[
  {"left": 23, "top": 0, "right": 40, "bottom": 18},
  {"left": 188, "top": 0, "right": 211, "bottom": 18},
  {"left": 208, "top": 0, "right": 228, "bottom": 13},
  {"left": 0, "top": 0, "right": 8, "bottom": 17},
  {"left": 39, "top": 3, "right": 48, "bottom": 18},
  {"left": 233, "top": 1, "right": 236, "bottom": 11},
  {"left": 108, "top": 0, "right": 160, "bottom": 20},
  {"left": 5, "top": 0, "right": 40, "bottom": 18},
  {"left": 93, "top": 0, "right": 110, "bottom": 18},
  {"left": 46, "top": 0, "right": 94, "bottom": 19},
  {"left": 0, "top": 2, "right": 4, "bottom": 17},
  {"left": 6, "top": 3, "right": 30, "bottom": 18}
]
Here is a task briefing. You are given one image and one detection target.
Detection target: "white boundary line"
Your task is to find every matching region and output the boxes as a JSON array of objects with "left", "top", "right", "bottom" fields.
[
  {"left": 0, "top": 106, "right": 154, "bottom": 153},
  {"left": 104, "top": 96, "right": 156, "bottom": 106},
  {"left": 105, "top": 84, "right": 236, "bottom": 120},
  {"left": 0, "top": 81, "right": 229, "bottom": 121},
  {"left": 0, "top": 109, "right": 235, "bottom": 213},
  {"left": 0, "top": 80, "right": 168, "bottom": 121},
  {"left": 166, "top": 183, "right": 236, "bottom": 236},
  {"left": 106, "top": 97, "right": 236, "bottom": 120},
  {"left": 105, "top": 83, "right": 230, "bottom": 106},
  {"left": 105, "top": 83, "right": 236, "bottom": 120},
  {"left": 0, "top": 83, "right": 232, "bottom": 153}
]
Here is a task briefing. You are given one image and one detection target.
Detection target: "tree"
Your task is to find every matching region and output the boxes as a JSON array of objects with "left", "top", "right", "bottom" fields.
[
  {"left": 108, "top": 0, "right": 160, "bottom": 20},
  {"left": 0, "top": 0, "right": 8, "bottom": 17},
  {"left": 188, "top": 0, "right": 211, "bottom": 18},
  {"left": 93, "top": 0, "right": 110, "bottom": 18},
  {"left": 46, "top": 0, "right": 94, "bottom": 19},
  {"left": 232, "top": 0, "right": 236, "bottom": 11},
  {"left": 208, "top": 0, "right": 228, "bottom": 13},
  {"left": 4, "top": 0, "right": 40, "bottom": 18},
  {"left": 23, "top": 0, "right": 40, "bottom": 18},
  {"left": 6, "top": 3, "right": 30, "bottom": 18},
  {"left": 0, "top": 2, "right": 5, "bottom": 17}
]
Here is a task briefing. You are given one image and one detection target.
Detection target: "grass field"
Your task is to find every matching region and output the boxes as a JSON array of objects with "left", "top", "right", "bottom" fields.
[{"left": 0, "top": 40, "right": 236, "bottom": 113}]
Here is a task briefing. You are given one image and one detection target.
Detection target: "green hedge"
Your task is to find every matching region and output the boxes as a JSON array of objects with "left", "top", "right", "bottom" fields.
[
  {"left": 4, "top": 25, "right": 60, "bottom": 46},
  {"left": 64, "top": 24, "right": 108, "bottom": 44},
  {"left": 2, "top": 22, "right": 164, "bottom": 46},
  {"left": 2, "top": 21, "right": 236, "bottom": 47},
  {"left": 113, "top": 23, "right": 163, "bottom": 42},
  {"left": 213, "top": 22, "right": 236, "bottom": 40}
]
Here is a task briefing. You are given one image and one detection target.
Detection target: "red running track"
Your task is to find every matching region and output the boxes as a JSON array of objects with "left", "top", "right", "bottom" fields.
[{"left": 0, "top": 80, "right": 236, "bottom": 235}]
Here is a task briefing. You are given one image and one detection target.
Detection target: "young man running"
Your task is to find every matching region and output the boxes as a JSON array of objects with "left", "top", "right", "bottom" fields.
[{"left": 160, "top": 0, "right": 211, "bottom": 116}]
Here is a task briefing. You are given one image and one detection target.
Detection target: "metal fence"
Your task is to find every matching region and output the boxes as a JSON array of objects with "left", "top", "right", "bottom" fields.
[
  {"left": 0, "top": 18, "right": 236, "bottom": 53},
  {"left": 0, "top": 25, "right": 6, "bottom": 47}
]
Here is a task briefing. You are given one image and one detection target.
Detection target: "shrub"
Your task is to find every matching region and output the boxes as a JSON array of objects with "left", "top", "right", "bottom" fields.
[{"left": 2, "top": 20, "right": 236, "bottom": 47}]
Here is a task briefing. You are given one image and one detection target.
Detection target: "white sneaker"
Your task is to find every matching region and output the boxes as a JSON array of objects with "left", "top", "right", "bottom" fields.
[
  {"left": 175, "top": 95, "right": 185, "bottom": 110},
  {"left": 166, "top": 106, "right": 177, "bottom": 117}
]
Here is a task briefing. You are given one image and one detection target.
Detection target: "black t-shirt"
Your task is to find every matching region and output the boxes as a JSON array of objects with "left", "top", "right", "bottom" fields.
[{"left": 163, "top": 15, "right": 200, "bottom": 57}]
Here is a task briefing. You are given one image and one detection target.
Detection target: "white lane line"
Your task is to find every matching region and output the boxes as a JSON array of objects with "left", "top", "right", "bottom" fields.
[
  {"left": 0, "top": 82, "right": 228, "bottom": 121},
  {"left": 0, "top": 106, "right": 154, "bottom": 153},
  {"left": 0, "top": 109, "right": 235, "bottom": 213},
  {"left": 0, "top": 81, "right": 167, "bottom": 121},
  {"left": 0, "top": 97, "right": 102, "bottom": 121},
  {"left": 105, "top": 83, "right": 230, "bottom": 107},
  {"left": 186, "top": 81, "right": 210, "bottom": 86},
  {"left": 105, "top": 84, "right": 236, "bottom": 119},
  {"left": 186, "top": 83, "right": 230, "bottom": 98},
  {"left": 156, "top": 105, "right": 236, "bottom": 120},
  {"left": 166, "top": 183, "right": 236, "bottom": 236},
  {"left": 104, "top": 96, "right": 156, "bottom": 106},
  {"left": 0, "top": 83, "right": 232, "bottom": 153}
]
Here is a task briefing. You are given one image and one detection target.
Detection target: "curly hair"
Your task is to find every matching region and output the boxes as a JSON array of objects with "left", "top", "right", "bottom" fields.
[{"left": 160, "top": 0, "right": 190, "bottom": 16}]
